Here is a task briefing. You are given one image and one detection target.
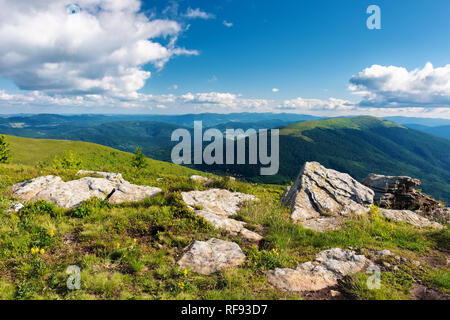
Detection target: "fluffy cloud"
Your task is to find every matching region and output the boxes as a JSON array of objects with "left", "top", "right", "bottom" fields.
[
  {"left": 0, "top": 0, "right": 197, "bottom": 97},
  {"left": 280, "top": 97, "right": 355, "bottom": 111},
  {"left": 181, "top": 92, "right": 271, "bottom": 111},
  {"left": 349, "top": 63, "right": 450, "bottom": 108},
  {"left": 184, "top": 8, "right": 215, "bottom": 20}
]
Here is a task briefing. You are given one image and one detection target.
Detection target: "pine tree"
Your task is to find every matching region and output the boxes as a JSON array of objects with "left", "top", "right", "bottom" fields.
[
  {"left": 0, "top": 135, "right": 10, "bottom": 163},
  {"left": 131, "top": 147, "right": 147, "bottom": 169}
]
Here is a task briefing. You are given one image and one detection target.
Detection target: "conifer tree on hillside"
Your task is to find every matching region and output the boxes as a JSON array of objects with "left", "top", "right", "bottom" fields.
[
  {"left": 0, "top": 135, "right": 10, "bottom": 163},
  {"left": 131, "top": 147, "right": 147, "bottom": 169}
]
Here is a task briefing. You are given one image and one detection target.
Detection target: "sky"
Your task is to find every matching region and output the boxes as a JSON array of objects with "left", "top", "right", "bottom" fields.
[{"left": 0, "top": 0, "right": 450, "bottom": 118}]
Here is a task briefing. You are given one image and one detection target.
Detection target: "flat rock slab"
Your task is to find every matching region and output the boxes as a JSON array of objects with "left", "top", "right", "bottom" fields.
[
  {"left": 181, "top": 189, "right": 257, "bottom": 217},
  {"left": 178, "top": 238, "right": 246, "bottom": 275},
  {"left": 267, "top": 248, "right": 370, "bottom": 292},
  {"left": 195, "top": 210, "right": 263, "bottom": 242},
  {"left": 379, "top": 208, "right": 443, "bottom": 229},
  {"left": 11, "top": 173, "right": 161, "bottom": 209},
  {"left": 181, "top": 189, "right": 262, "bottom": 241},
  {"left": 281, "top": 162, "right": 374, "bottom": 232}
]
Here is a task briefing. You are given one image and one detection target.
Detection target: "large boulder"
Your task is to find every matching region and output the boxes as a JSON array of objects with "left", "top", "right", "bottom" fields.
[
  {"left": 362, "top": 174, "right": 441, "bottom": 213},
  {"left": 267, "top": 248, "right": 371, "bottom": 292},
  {"left": 181, "top": 189, "right": 257, "bottom": 217},
  {"left": 10, "top": 172, "right": 161, "bottom": 208},
  {"left": 181, "top": 189, "right": 262, "bottom": 241},
  {"left": 281, "top": 162, "right": 374, "bottom": 232},
  {"left": 177, "top": 238, "right": 246, "bottom": 275}
]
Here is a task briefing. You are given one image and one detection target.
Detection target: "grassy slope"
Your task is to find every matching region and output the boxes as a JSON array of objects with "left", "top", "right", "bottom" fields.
[
  {"left": 278, "top": 116, "right": 450, "bottom": 203},
  {"left": 0, "top": 135, "right": 448, "bottom": 300}
]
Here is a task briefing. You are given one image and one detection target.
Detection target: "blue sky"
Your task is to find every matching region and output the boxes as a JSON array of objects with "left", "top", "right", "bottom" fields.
[{"left": 0, "top": 0, "right": 450, "bottom": 117}]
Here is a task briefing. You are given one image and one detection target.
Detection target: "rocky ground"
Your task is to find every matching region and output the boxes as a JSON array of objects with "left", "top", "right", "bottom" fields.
[{"left": 2, "top": 161, "right": 449, "bottom": 300}]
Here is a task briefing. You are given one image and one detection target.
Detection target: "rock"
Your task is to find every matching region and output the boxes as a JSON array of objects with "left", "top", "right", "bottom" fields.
[
  {"left": 379, "top": 208, "right": 443, "bottom": 229},
  {"left": 195, "top": 210, "right": 262, "bottom": 242},
  {"left": 363, "top": 174, "right": 440, "bottom": 213},
  {"left": 177, "top": 238, "right": 246, "bottom": 275},
  {"left": 108, "top": 181, "right": 162, "bottom": 204},
  {"left": 12, "top": 203, "right": 24, "bottom": 212},
  {"left": 375, "top": 249, "right": 392, "bottom": 258},
  {"left": 382, "top": 262, "right": 392, "bottom": 268},
  {"left": 181, "top": 189, "right": 257, "bottom": 217},
  {"left": 281, "top": 162, "right": 374, "bottom": 232},
  {"left": 189, "top": 175, "right": 209, "bottom": 183},
  {"left": 156, "top": 178, "right": 164, "bottom": 182},
  {"left": 267, "top": 248, "right": 370, "bottom": 292},
  {"left": 330, "top": 290, "right": 341, "bottom": 297},
  {"left": 412, "top": 260, "right": 421, "bottom": 267},
  {"left": 11, "top": 173, "right": 161, "bottom": 209},
  {"left": 301, "top": 217, "right": 341, "bottom": 233},
  {"left": 76, "top": 170, "right": 125, "bottom": 183},
  {"left": 430, "top": 207, "right": 450, "bottom": 224}
]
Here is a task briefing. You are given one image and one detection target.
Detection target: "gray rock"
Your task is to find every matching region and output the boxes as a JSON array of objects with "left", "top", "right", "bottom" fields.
[
  {"left": 189, "top": 175, "right": 209, "bottom": 183},
  {"left": 362, "top": 174, "right": 440, "bottom": 213},
  {"left": 379, "top": 208, "right": 443, "bottom": 229},
  {"left": 181, "top": 189, "right": 262, "bottom": 241},
  {"left": 267, "top": 248, "right": 370, "bottom": 292},
  {"left": 11, "top": 173, "right": 161, "bottom": 208},
  {"left": 281, "top": 162, "right": 374, "bottom": 232},
  {"left": 181, "top": 189, "right": 257, "bottom": 217},
  {"left": 195, "top": 210, "right": 262, "bottom": 242},
  {"left": 12, "top": 203, "right": 24, "bottom": 212},
  {"left": 177, "top": 238, "right": 246, "bottom": 275},
  {"left": 375, "top": 249, "right": 392, "bottom": 258}
]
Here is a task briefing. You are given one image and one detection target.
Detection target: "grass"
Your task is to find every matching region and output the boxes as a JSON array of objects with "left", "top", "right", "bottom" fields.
[{"left": 0, "top": 135, "right": 448, "bottom": 300}]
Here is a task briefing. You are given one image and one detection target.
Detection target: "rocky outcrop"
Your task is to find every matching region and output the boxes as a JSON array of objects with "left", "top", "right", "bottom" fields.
[
  {"left": 362, "top": 174, "right": 441, "bottom": 213},
  {"left": 182, "top": 189, "right": 257, "bottom": 217},
  {"left": 281, "top": 162, "right": 374, "bottom": 232},
  {"left": 181, "top": 189, "right": 261, "bottom": 241},
  {"left": 11, "top": 172, "right": 161, "bottom": 208},
  {"left": 177, "top": 238, "right": 246, "bottom": 275},
  {"left": 267, "top": 248, "right": 371, "bottom": 292},
  {"left": 379, "top": 208, "right": 443, "bottom": 229}
]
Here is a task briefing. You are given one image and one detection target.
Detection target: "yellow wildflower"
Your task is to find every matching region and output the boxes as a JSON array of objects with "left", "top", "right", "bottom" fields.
[
  {"left": 183, "top": 269, "right": 188, "bottom": 277},
  {"left": 116, "top": 242, "right": 120, "bottom": 249},
  {"left": 49, "top": 230, "right": 55, "bottom": 238},
  {"left": 40, "top": 248, "right": 45, "bottom": 255},
  {"left": 133, "top": 238, "right": 137, "bottom": 243}
]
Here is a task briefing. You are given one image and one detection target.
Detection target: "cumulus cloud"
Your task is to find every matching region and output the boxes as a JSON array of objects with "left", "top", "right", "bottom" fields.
[
  {"left": 279, "top": 97, "right": 355, "bottom": 111},
  {"left": 181, "top": 92, "right": 271, "bottom": 111},
  {"left": 349, "top": 62, "right": 450, "bottom": 108},
  {"left": 0, "top": 0, "right": 197, "bottom": 98},
  {"left": 184, "top": 8, "right": 215, "bottom": 20},
  {"left": 272, "top": 88, "right": 279, "bottom": 92}
]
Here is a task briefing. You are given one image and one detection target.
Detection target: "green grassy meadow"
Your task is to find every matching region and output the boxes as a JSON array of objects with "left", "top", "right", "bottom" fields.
[{"left": 0, "top": 135, "right": 448, "bottom": 300}]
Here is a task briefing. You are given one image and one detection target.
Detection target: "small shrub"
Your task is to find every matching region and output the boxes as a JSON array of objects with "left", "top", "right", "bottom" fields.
[
  {"left": 246, "top": 246, "right": 282, "bottom": 270},
  {"left": 0, "top": 135, "right": 10, "bottom": 163},
  {"left": 20, "top": 200, "right": 56, "bottom": 216},
  {"left": 69, "top": 197, "right": 111, "bottom": 218},
  {"left": 52, "top": 151, "right": 82, "bottom": 169},
  {"left": 131, "top": 147, "right": 147, "bottom": 169}
]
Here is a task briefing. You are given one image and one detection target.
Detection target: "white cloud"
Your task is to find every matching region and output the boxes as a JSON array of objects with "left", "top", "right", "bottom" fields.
[
  {"left": 223, "top": 20, "right": 233, "bottom": 27},
  {"left": 280, "top": 97, "right": 355, "bottom": 111},
  {"left": 0, "top": 0, "right": 197, "bottom": 98},
  {"left": 272, "top": 88, "right": 279, "bottom": 92},
  {"left": 184, "top": 8, "right": 215, "bottom": 20},
  {"left": 349, "top": 62, "right": 450, "bottom": 108},
  {"left": 181, "top": 92, "right": 271, "bottom": 111}
]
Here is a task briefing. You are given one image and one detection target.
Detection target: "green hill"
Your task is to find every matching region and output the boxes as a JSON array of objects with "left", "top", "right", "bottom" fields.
[
  {"left": 0, "top": 134, "right": 449, "bottom": 300},
  {"left": 205, "top": 116, "right": 450, "bottom": 204}
]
